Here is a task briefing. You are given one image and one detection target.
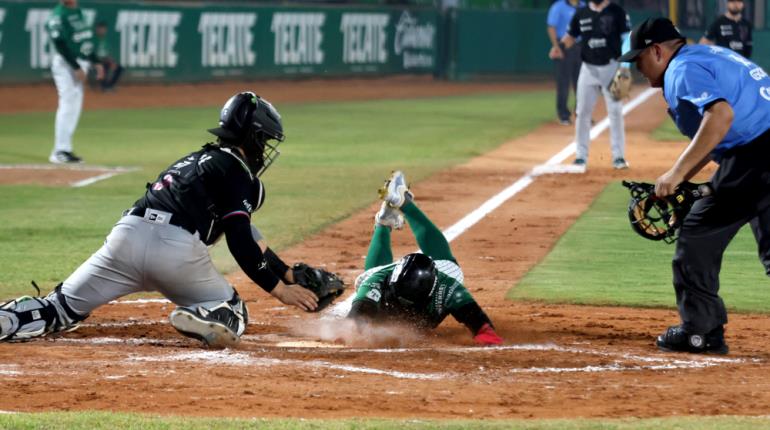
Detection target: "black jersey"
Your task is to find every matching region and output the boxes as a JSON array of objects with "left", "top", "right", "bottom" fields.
[
  {"left": 704, "top": 15, "right": 753, "bottom": 59},
  {"left": 133, "top": 144, "right": 261, "bottom": 245},
  {"left": 568, "top": 3, "right": 630, "bottom": 65}
]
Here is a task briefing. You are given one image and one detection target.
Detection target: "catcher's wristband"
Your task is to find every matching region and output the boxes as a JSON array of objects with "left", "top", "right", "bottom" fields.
[{"left": 264, "top": 248, "right": 291, "bottom": 284}]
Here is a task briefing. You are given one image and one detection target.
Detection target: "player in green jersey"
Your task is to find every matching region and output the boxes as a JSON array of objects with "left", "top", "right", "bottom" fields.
[{"left": 347, "top": 171, "right": 503, "bottom": 346}]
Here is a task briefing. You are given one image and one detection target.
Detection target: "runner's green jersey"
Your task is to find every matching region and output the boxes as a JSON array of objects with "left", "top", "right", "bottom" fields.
[
  {"left": 352, "top": 259, "right": 475, "bottom": 328},
  {"left": 46, "top": 4, "right": 95, "bottom": 69}
]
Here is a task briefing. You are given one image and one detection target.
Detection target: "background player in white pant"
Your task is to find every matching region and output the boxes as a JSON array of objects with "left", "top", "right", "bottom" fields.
[
  {"left": 46, "top": 0, "right": 104, "bottom": 164},
  {"left": 562, "top": 0, "right": 631, "bottom": 170},
  {"left": 0, "top": 92, "right": 335, "bottom": 348}
]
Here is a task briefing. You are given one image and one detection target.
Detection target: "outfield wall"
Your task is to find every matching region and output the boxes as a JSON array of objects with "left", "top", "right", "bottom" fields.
[
  {"left": 0, "top": 1, "right": 768, "bottom": 84},
  {"left": 0, "top": 0, "right": 438, "bottom": 83}
]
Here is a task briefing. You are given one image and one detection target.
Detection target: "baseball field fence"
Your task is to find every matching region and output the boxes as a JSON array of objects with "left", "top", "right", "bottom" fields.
[{"left": 1, "top": 0, "right": 769, "bottom": 84}]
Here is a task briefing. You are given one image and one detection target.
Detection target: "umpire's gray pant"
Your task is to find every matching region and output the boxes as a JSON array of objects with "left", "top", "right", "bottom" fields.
[
  {"left": 60, "top": 213, "right": 235, "bottom": 317},
  {"left": 575, "top": 60, "right": 625, "bottom": 162}
]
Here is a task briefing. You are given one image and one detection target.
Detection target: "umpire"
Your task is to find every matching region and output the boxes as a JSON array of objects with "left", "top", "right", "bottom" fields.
[
  {"left": 546, "top": 0, "right": 584, "bottom": 125},
  {"left": 619, "top": 18, "right": 770, "bottom": 354}
]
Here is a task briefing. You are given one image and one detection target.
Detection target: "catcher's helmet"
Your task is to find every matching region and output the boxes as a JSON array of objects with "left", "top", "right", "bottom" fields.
[
  {"left": 388, "top": 253, "right": 437, "bottom": 309},
  {"left": 208, "top": 92, "right": 284, "bottom": 177}
]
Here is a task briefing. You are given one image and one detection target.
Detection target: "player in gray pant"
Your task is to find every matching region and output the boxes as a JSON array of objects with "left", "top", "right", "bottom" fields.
[
  {"left": 574, "top": 60, "right": 626, "bottom": 164},
  {"left": 562, "top": 0, "right": 631, "bottom": 169},
  {"left": 0, "top": 92, "right": 325, "bottom": 348}
]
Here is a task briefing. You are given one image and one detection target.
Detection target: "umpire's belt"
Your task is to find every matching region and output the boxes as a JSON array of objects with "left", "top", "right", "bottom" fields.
[{"left": 124, "top": 207, "right": 197, "bottom": 235}]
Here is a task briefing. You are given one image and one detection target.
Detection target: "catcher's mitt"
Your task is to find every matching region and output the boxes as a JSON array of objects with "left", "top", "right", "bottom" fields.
[
  {"left": 292, "top": 263, "right": 346, "bottom": 312},
  {"left": 621, "top": 181, "right": 712, "bottom": 244},
  {"left": 609, "top": 67, "right": 632, "bottom": 101}
]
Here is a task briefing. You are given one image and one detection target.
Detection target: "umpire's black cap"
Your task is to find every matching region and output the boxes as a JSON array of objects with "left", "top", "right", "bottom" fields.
[{"left": 618, "top": 17, "right": 686, "bottom": 63}]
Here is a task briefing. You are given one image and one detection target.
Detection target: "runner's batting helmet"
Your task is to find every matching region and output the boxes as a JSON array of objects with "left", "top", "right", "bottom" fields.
[{"left": 389, "top": 253, "right": 437, "bottom": 309}]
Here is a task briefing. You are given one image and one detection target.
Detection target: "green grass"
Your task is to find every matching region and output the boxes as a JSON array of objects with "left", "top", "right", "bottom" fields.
[
  {"left": 2, "top": 413, "right": 770, "bottom": 430},
  {"left": 508, "top": 182, "right": 770, "bottom": 312},
  {"left": 0, "top": 92, "right": 553, "bottom": 296},
  {"left": 651, "top": 116, "right": 688, "bottom": 142}
]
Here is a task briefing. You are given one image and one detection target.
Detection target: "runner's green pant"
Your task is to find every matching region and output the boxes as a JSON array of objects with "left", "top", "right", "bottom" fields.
[{"left": 364, "top": 201, "right": 455, "bottom": 270}]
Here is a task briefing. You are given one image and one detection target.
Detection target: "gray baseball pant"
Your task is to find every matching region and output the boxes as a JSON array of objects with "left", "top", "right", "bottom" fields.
[
  {"left": 60, "top": 211, "right": 235, "bottom": 317},
  {"left": 574, "top": 60, "right": 625, "bottom": 162}
]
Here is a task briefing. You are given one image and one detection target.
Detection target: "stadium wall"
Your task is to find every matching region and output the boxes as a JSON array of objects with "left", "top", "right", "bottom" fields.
[
  {"left": 0, "top": 1, "right": 768, "bottom": 83},
  {"left": 0, "top": 0, "right": 438, "bottom": 83}
]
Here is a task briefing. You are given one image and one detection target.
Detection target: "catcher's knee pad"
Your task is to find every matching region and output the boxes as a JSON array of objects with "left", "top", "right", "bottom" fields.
[
  {"left": 169, "top": 290, "right": 248, "bottom": 348},
  {"left": 0, "top": 284, "right": 86, "bottom": 342}
]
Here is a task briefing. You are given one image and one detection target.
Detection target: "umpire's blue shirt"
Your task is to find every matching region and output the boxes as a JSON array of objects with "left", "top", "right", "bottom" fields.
[
  {"left": 547, "top": 0, "right": 584, "bottom": 39},
  {"left": 664, "top": 44, "right": 770, "bottom": 161}
]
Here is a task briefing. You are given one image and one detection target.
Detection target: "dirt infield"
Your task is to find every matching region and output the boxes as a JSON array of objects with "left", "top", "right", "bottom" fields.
[{"left": 2, "top": 78, "right": 770, "bottom": 419}]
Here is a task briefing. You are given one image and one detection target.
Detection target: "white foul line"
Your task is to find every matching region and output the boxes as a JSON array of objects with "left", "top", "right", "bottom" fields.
[
  {"left": 327, "top": 88, "right": 659, "bottom": 317},
  {"left": 443, "top": 87, "right": 659, "bottom": 242}
]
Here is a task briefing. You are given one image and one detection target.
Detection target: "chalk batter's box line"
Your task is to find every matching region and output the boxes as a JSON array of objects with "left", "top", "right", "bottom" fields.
[{"left": 41, "top": 337, "right": 752, "bottom": 378}]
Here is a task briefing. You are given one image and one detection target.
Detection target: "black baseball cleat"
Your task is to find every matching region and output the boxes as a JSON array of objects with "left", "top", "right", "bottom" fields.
[
  {"left": 49, "top": 151, "right": 84, "bottom": 164},
  {"left": 169, "top": 307, "right": 240, "bottom": 349},
  {"left": 656, "top": 325, "right": 729, "bottom": 354}
]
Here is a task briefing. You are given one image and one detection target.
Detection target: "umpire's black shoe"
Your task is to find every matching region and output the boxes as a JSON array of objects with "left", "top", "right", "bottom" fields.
[{"left": 656, "top": 325, "right": 729, "bottom": 354}]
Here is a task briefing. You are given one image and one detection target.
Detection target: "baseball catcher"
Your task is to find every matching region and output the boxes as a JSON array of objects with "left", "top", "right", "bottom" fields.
[
  {"left": 0, "top": 91, "right": 344, "bottom": 348},
  {"left": 346, "top": 171, "right": 503, "bottom": 346}
]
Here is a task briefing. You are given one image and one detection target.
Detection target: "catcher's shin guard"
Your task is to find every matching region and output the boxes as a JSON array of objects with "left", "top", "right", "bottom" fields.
[
  {"left": 169, "top": 291, "right": 248, "bottom": 348},
  {"left": 0, "top": 284, "right": 86, "bottom": 342}
]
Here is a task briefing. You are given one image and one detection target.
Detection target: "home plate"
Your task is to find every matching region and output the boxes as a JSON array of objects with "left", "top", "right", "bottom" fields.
[
  {"left": 242, "top": 333, "right": 345, "bottom": 348},
  {"left": 531, "top": 163, "right": 586, "bottom": 176}
]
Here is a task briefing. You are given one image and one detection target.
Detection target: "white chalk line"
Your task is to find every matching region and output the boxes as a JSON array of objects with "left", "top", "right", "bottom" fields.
[
  {"left": 5, "top": 336, "right": 753, "bottom": 379},
  {"left": 49, "top": 337, "right": 751, "bottom": 375},
  {"left": 80, "top": 320, "right": 166, "bottom": 328},
  {"left": 127, "top": 350, "right": 448, "bottom": 381},
  {"left": 108, "top": 298, "right": 170, "bottom": 305},
  {"left": 326, "top": 87, "right": 660, "bottom": 319},
  {"left": 71, "top": 172, "right": 123, "bottom": 188},
  {"left": 44, "top": 336, "right": 748, "bottom": 367},
  {"left": 55, "top": 337, "right": 183, "bottom": 346},
  {"left": 116, "top": 341, "right": 749, "bottom": 380},
  {"left": 0, "top": 163, "right": 140, "bottom": 187}
]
